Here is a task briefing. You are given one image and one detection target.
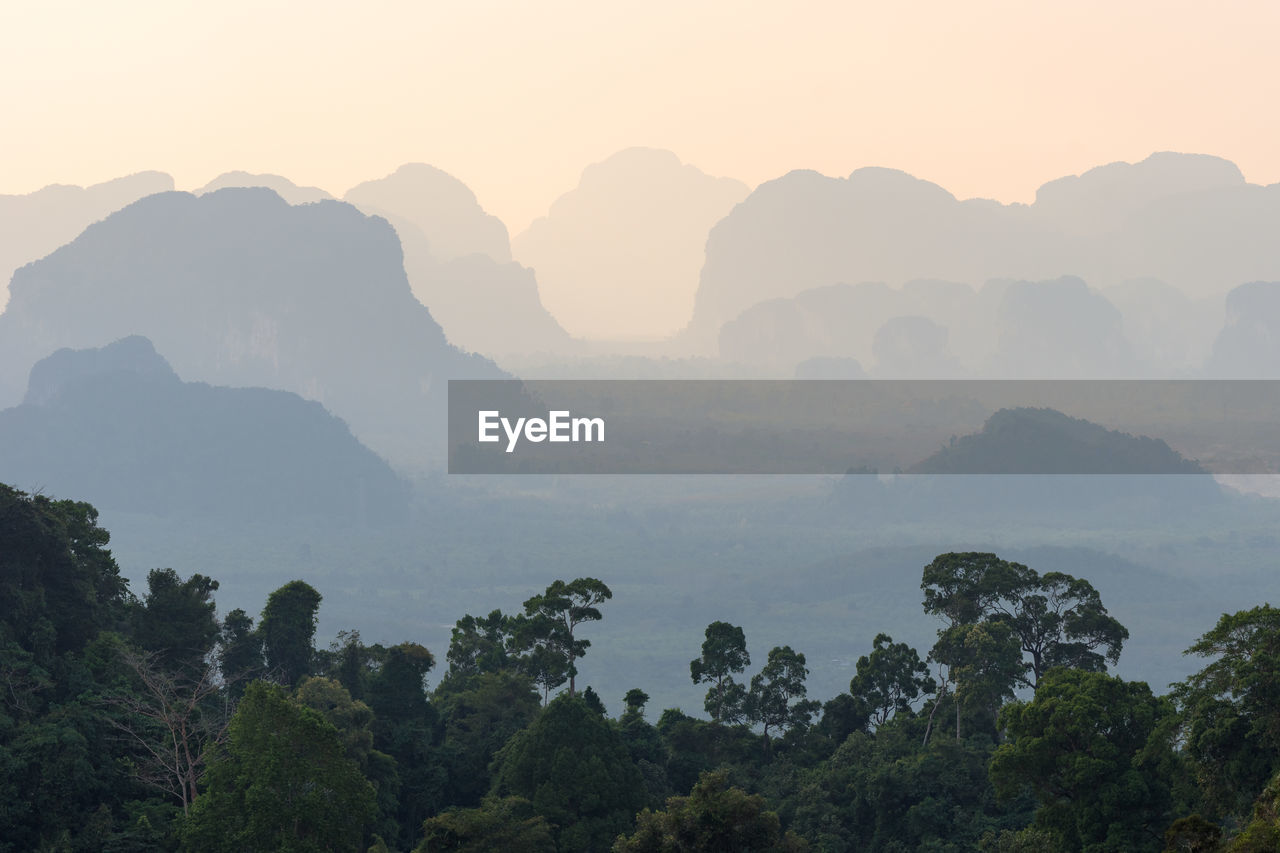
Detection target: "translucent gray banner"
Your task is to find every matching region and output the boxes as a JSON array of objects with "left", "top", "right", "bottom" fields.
[{"left": 447, "top": 380, "right": 1280, "bottom": 475}]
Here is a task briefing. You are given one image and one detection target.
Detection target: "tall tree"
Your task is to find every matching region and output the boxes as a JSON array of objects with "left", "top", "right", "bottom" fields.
[
  {"left": 1173, "top": 604, "right": 1280, "bottom": 818},
  {"left": 259, "top": 580, "right": 322, "bottom": 686},
  {"left": 446, "top": 610, "right": 517, "bottom": 682},
  {"left": 131, "top": 568, "right": 220, "bottom": 677},
  {"left": 921, "top": 553, "right": 1127, "bottom": 692},
  {"left": 746, "top": 646, "right": 821, "bottom": 748},
  {"left": 849, "top": 633, "right": 934, "bottom": 729},
  {"left": 514, "top": 578, "right": 612, "bottom": 697},
  {"left": 217, "top": 608, "right": 262, "bottom": 699},
  {"left": 690, "top": 621, "right": 751, "bottom": 723},
  {"left": 107, "top": 642, "right": 229, "bottom": 817}
]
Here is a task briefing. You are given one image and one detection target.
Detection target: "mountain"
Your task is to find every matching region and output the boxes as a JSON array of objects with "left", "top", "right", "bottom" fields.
[
  {"left": 196, "top": 171, "right": 334, "bottom": 204},
  {"left": 380, "top": 210, "right": 575, "bottom": 361},
  {"left": 0, "top": 187, "right": 501, "bottom": 466},
  {"left": 512, "top": 148, "right": 749, "bottom": 339},
  {"left": 1207, "top": 281, "right": 1280, "bottom": 378},
  {"left": 344, "top": 163, "right": 512, "bottom": 263},
  {"left": 908, "top": 407, "right": 1207, "bottom": 474},
  {"left": 0, "top": 171, "right": 174, "bottom": 311},
  {"left": 684, "top": 153, "right": 1280, "bottom": 352},
  {"left": 0, "top": 337, "right": 409, "bottom": 523},
  {"left": 986, "top": 276, "right": 1137, "bottom": 377}
]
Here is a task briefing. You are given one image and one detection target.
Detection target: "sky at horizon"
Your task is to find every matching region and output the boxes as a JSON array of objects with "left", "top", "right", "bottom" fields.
[{"left": 2, "top": 1, "right": 1278, "bottom": 234}]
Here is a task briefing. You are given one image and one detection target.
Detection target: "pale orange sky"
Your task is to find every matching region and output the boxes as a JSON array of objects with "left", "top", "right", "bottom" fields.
[{"left": 2, "top": 1, "right": 1277, "bottom": 233}]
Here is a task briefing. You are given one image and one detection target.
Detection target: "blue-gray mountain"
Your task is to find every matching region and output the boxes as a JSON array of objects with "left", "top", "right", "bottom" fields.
[{"left": 0, "top": 336, "right": 409, "bottom": 523}]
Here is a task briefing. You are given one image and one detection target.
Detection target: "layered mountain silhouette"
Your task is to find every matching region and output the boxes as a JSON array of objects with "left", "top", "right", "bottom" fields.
[
  {"left": 0, "top": 187, "right": 501, "bottom": 465},
  {"left": 1207, "top": 281, "right": 1280, "bottom": 378},
  {"left": 0, "top": 337, "right": 409, "bottom": 523},
  {"left": 196, "top": 171, "right": 334, "bottom": 204},
  {"left": 513, "top": 148, "right": 749, "bottom": 339},
  {"left": 685, "top": 153, "right": 1280, "bottom": 354},
  {"left": 0, "top": 171, "right": 174, "bottom": 311},
  {"left": 344, "top": 164, "right": 573, "bottom": 359},
  {"left": 345, "top": 163, "right": 511, "bottom": 263},
  {"left": 908, "top": 407, "right": 1207, "bottom": 474},
  {"left": 380, "top": 210, "right": 574, "bottom": 360}
]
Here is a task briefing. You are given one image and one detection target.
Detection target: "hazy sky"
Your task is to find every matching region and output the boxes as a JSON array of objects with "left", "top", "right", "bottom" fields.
[{"left": 3, "top": 1, "right": 1277, "bottom": 233}]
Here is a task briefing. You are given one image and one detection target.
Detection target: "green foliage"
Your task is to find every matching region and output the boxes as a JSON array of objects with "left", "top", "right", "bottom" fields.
[
  {"left": 786, "top": 722, "right": 1031, "bottom": 852},
  {"left": 0, "top": 484, "right": 127, "bottom": 665},
  {"left": 614, "top": 769, "right": 808, "bottom": 852},
  {"left": 437, "top": 670, "right": 542, "bottom": 808},
  {"left": 366, "top": 642, "right": 444, "bottom": 850},
  {"left": 180, "top": 680, "right": 376, "bottom": 852},
  {"left": 259, "top": 580, "right": 323, "bottom": 686},
  {"left": 415, "top": 796, "right": 555, "bottom": 853},
  {"left": 1226, "top": 771, "right": 1280, "bottom": 851},
  {"left": 1174, "top": 604, "right": 1280, "bottom": 818},
  {"left": 921, "top": 552, "right": 1128, "bottom": 690},
  {"left": 445, "top": 610, "right": 517, "bottom": 681},
  {"left": 1161, "top": 814, "right": 1222, "bottom": 853},
  {"left": 655, "top": 709, "right": 764, "bottom": 798},
  {"left": 990, "top": 668, "right": 1178, "bottom": 852},
  {"left": 690, "top": 621, "right": 751, "bottom": 724},
  {"left": 131, "top": 568, "right": 219, "bottom": 676},
  {"left": 849, "top": 633, "right": 934, "bottom": 729},
  {"left": 492, "top": 693, "right": 647, "bottom": 852},
  {"left": 216, "top": 608, "right": 261, "bottom": 699},
  {"left": 747, "top": 646, "right": 821, "bottom": 746},
  {"left": 513, "top": 577, "right": 613, "bottom": 698}
]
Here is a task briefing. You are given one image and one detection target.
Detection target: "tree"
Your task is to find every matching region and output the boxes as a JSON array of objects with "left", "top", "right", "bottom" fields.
[
  {"left": 984, "top": 565, "right": 1128, "bottom": 689},
  {"left": 1173, "top": 604, "right": 1280, "bottom": 817},
  {"left": 181, "top": 680, "right": 376, "bottom": 852},
  {"left": 926, "top": 620, "right": 1023, "bottom": 743},
  {"left": 921, "top": 553, "right": 1127, "bottom": 691},
  {"left": 106, "top": 642, "right": 229, "bottom": 816},
  {"left": 445, "top": 610, "right": 517, "bottom": 681},
  {"left": 990, "top": 669, "right": 1177, "bottom": 853},
  {"left": 746, "top": 646, "right": 821, "bottom": 748},
  {"left": 515, "top": 578, "right": 612, "bottom": 697},
  {"left": 614, "top": 770, "right": 808, "bottom": 852},
  {"left": 217, "top": 608, "right": 262, "bottom": 699},
  {"left": 491, "top": 693, "right": 646, "bottom": 852},
  {"left": 415, "top": 796, "right": 555, "bottom": 853},
  {"left": 438, "top": 671, "right": 541, "bottom": 808},
  {"left": 690, "top": 621, "right": 751, "bottom": 723},
  {"left": 131, "top": 568, "right": 221, "bottom": 677},
  {"left": 849, "top": 633, "right": 934, "bottom": 729},
  {"left": 259, "top": 580, "right": 322, "bottom": 686}
]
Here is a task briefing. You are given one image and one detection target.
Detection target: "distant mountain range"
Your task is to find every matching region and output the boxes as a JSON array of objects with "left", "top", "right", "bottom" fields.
[
  {"left": 0, "top": 171, "right": 174, "bottom": 311},
  {"left": 684, "top": 153, "right": 1280, "bottom": 357},
  {"left": 0, "top": 337, "right": 409, "bottom": 523},
  {"left": 0, "top": 187, "right": 502, "bottom": 465}
]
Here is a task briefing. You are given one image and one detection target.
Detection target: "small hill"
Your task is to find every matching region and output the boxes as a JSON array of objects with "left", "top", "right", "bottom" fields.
[
  {"left": 0, "top": 337, "right": 409, "bottom": 524},
  {"left": 909, "top": 407, "right": 1206, "bottom": 474}
]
